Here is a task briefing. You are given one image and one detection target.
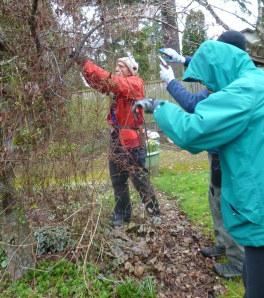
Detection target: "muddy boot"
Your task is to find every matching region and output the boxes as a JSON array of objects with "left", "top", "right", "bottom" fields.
[
  {"left": 145, "top": 199, "right": 160, "bottom": 217},
  {"left": 111, "top": 213, "right": 131, "bottom": 228},
  {"left": 200, "top": 245, "right": 225, "bottom": 258},
  {"left": 111, "top": 203, "right": 131, "bottom": 228}
]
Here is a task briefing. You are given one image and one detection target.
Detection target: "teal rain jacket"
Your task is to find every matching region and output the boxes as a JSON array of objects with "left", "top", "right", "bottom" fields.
[{"left": 154, "top": 40, "right": 264, "bottom": 246}]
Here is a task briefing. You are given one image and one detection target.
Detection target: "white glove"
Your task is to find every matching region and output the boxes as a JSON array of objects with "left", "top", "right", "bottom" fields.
[
  {"left": 160, "top": 64, "right": 175, "bottom": 84},
  {"left": 159, "top": 48, "right": 186, "bottom": 64}
]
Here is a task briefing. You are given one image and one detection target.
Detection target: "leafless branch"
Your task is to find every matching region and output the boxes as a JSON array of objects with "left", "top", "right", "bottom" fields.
[
  {"left": 28, "top": 0, "right": 41, "bottom": 54},
  {"left": 63, "top": 14, "right": 181, "bottom": 76},
  {"left": 209, "top": 3, "right": 256, "bottom": 29},
  {"left": 195, "top": 0, "right": 230, "bottom": 30},
  {"left": 0, "top": 56, "right": 18, "bottom": 66}
]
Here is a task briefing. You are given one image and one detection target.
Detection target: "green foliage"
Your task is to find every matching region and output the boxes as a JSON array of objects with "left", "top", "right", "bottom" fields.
[
  {"left": 0, "top": 1, "right": 71, "bottom": 158},
  {"left": 219, "top": 278, "right": 244, "bottom": 298},
  {"left": 1, "top": 259, "right": 157, "bottom": 298},
  {"left": 1, "top": 260, "right": 103, "bottom": 297},
  {"left": 106, "top": 24, "right": 162, "bottom": 80},
  {"left": 153, "top": 168, "right": 212, "bottom": 234},
  {"left": 47, "top": 140, "right": 78, "bottom": 159},
  {"left": 133, "top": 30, "right": 152, "bottom": 79},
  {"left": 182, "top": 10, "right": 207, "bottom": 56},
  {"left": 146, "top": 139, "right": 159, "bottom": 154},
  {"left": 123, "top": 0, "right": 140, "bottom": 3},
  {"left": 133, "top": 24, "right": 162, "bottom": 80},
  {"left": 0, "top": 247, "right": 7, "bottom": 269},
  {"left": 34, "top": 226, "right": 75, "bottom": 255},
  {"left": 67, "top": 95, "right": 108, "bottom": 137},
  {"left": 1, "top": 57, "right": 46, "bottom": 154},
  {"left": 66, "top": 94, "right": 109, "bottom": 156},
  {"left": 12, "top": 127, "right": 43, "bottom": 151},
  {"left": 116, "top": 277, "right": 156, "bottom": 298}
]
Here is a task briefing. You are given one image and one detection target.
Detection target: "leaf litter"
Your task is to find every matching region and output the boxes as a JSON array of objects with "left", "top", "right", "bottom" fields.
[{"left": 103, "top": 191, "right": 226, "bottom": 298}]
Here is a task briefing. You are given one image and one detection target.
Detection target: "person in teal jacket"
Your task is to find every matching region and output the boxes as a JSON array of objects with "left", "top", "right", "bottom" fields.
[
  {"left": 133, "top": 40, "right": 264, "bottom": 298},
  {"left": 158, "top": 30, "right": 246, "bottom": 279}
]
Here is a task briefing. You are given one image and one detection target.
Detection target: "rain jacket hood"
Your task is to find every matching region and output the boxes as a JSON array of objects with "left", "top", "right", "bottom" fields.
[{"left": 183, "top": 40, "right": 256, "bottom": 92}]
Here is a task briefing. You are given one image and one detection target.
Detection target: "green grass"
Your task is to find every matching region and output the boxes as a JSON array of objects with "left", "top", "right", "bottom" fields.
[
  {"left": 153, "top": 168, "right": 212, "bottom": 235},
  {"left": 0, "top": 259, "right": 156, "bottom": 298},
  {"left": 152, "top": 149, "right": 244, "bottom": 298}
]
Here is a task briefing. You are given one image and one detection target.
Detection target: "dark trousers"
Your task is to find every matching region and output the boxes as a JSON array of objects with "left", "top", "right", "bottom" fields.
[
  {"left": 243, "top": 246, "right": 264, "bottom": 298},
  {"left": 210, "top": 153, "right": 221, "bottom": 188},
  {"left": 109, "top": 132, "right": 157, "bottom": 217}
]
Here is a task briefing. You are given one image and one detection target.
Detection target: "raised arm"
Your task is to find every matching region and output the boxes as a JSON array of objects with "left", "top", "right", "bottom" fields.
[
  {"left": 167, "top": 79, "right": 209, "bottom": 113},
  {"left": 153, "top": 84, "right": 253, "bottom": 153},
  {"left": 159, "top": 64, "right": 209, "bottom": 113},
  {"left": 82, "top": 60, "right": 144, "bottom": 100}
]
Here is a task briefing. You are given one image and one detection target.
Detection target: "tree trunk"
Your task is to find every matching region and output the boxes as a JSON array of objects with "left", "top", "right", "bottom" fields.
[
  {"left": 256, "top": 0, "right": 264, "bottom": 42},
  {"left": 0, "top": 163, "right": 34, "bottom": 280},
  {"left": 161, "top": 0, "right": 183, "bottom": 77}
]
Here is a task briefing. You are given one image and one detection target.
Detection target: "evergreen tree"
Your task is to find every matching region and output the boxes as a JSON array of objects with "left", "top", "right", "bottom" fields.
[{"left": 182, "top": 9, "right": 207, "bottom": 57}]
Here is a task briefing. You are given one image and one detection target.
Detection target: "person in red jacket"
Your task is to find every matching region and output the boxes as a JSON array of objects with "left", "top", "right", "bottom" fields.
[{"left": 76, "top": 56, "right": 160, "bottom": 227}]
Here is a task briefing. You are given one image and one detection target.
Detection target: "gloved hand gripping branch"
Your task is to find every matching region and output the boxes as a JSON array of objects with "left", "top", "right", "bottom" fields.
[{"left": 132, "top": 98, "right": 164, "bottom": 114}]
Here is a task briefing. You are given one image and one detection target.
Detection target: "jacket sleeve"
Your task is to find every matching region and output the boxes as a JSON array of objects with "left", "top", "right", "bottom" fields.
[
  {"left": 184, "top": 56, "right": 192, "bottom": 67},
  {"left": 167, "top": 79, "right": 209, "bottom": 113},
  {"left": 82, "top": 60, "right": 143, "bottom": 100},
  {"left": 154, "top": 85, "right": 254, "bottom": 153}
]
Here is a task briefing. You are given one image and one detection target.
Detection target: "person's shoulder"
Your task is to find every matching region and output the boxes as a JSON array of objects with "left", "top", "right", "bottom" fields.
[
  {"left": 136, "top": 76, "right": 144, "bottom": 84},
  {"left": 126, "top": 75, "right": 144, "bottom": 84}
]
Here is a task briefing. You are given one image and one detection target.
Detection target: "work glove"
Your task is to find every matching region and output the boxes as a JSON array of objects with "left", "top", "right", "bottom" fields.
[
  {"left": 159, "top": 48, "right": 186, "bottom": 64},
  {"left": 160, "top": 64, "right": 175, "bottom": 84},
  {"left": 132, "top": 98, "right": 163, "bottom": 114}
]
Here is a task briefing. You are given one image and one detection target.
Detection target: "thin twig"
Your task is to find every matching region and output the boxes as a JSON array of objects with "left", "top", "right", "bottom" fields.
[{"left": 62, "top": 14, "right": 181, "bottom": 77}]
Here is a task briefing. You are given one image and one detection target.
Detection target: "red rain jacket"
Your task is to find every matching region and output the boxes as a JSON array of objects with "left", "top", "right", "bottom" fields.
[{"left": 82, "top": 60, "right": 145, "bottom": 148}]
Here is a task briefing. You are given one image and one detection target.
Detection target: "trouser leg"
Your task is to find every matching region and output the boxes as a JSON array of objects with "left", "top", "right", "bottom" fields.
[
  {"left": 129, "top": 147, "right": 159, "bottom": 215},
  {"left": 243, "top": 246, "right": 264, "bottom": 298},
  {"left": 109, "top": 152, "right": 131, "bottom": 218},
  {"left": 208, "top": 153, "right": 244, "bottom": 270}
]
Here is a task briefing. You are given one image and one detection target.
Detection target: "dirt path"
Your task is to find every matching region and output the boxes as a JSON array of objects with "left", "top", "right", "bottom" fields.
[{"left": 104, "top": 191, "right": 226, "bottom": 298}]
